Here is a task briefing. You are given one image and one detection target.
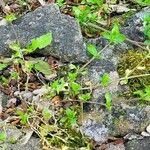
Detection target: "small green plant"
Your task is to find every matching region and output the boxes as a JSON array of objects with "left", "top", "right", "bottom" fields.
[
  {"left": 42, "top": 108, "right": 52, "bottom": 121},
  {"left": 134, "top": 86, "right": 150, "bottom": 102},
  {"left": 16, "top": 109, "right": 29, "bottom": 125},
  {"left": 0, "top": 132, "right": 7, "bottom": 142},
  {"left": 56, "top": 0, "right": 65, "bottom": 7},
  {"left": 105, "top": 92, "right": 112, "bottom": 111},
  {"left": 73, "top": 5, "right": 97, "bottom": 24},
  {"left": 5, "top": 13, "right": 17, "bottom": 23},
  {"left": 103, "top": 23, "right": 126, "bottom": 44},
  {"left": 136, "top": 0, "right": 150, "bottom": 6},
  {"left": 79, "top": 93, "right": 91, "bottom": 101},
  {"left": 100, "top": 73, "right": 111, "bottom": 87},
  {"left": 0, "top": 63, "right": 8, "bottom": 71},
  {"left": 60, "top": 108, "right": 77, "bottom": 127}
]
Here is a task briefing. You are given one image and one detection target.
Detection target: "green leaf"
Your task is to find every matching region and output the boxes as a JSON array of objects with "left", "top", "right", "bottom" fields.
[
  {"left": 145, "top": 86, "right": 150, "bottom": 96},
  {"left": 144, "top": 13, "right": 150, "bottom": 45},
  {"left": 66, "top": 108, "right": 77, "bottom": 125},
  {"left": 9, "top": 42, "right": 23, "bottom": 58},
  {"left": 16, "top": 110, "right": 28, "bottom": 125},
  {"left": 105, "top": 92, "right": 112, "bottom": 111},
  {"left": 0, "top": 63, "right": 8, "bottom": 71},
  {"left": 133, "top": 87, "right": 150, "bottom": 102},
  {"left": 100, "top": 73, "right": 111, "bottom": 87},
  {"left": 73, "top": 6, "right": 81, "bottom": 18},
  {"left": 10, "top": 72, "right": 19, "bottom": 80},
  {"left": 71, "top": 82, "right": 81, "bottom": 95},
  {"left": 0, "top": 132, "right": 7, "bottom": 142},
  {"left": 103, "top": 23, "right": 126, "bottom": 44},
  {"left": 51, "top": 78, "right": 65, "bottom": 94},
  {"left": 136, "top": 0, "right": 150, "bottom": 6},
  {"left": 27, "top": 32, "right": 52, "bottom": 52},
  {"left": 42, "top": 108, "right": 52, "bottom": 121},
  {"left": 34, "top": 60, "right": 52, "bottom": 76},
  {"left": 87, "top": 44, "right": 100, "bottom": 58},
  {"left": 56, "top": 0, "right": 65, "bottom": 7},
  {"left": 5, "top": 13, "right": 17, "bottom": 22},
  {"left": 79, "top": 93, "right": 91, "bottom": 101},
  {"left": 68, "top": 72, "right": 78, "bottom": 82}
]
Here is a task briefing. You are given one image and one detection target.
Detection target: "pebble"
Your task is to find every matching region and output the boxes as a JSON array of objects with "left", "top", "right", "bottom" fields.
[
  {"left": 0, "top": 19, "right": 7, "bottom": 26},
  {"left": 141, "top": 131, "right": 150, "bottom": 137},
  {"left": 21, "top": 91, "right": 33, "bottom": 101},
  {"left": 33, "top": 87, "right": 49, "bottom": 95},
  {"left": 146, "top": 124, "right": 150, "bottom": 134},
  {"left": 124, "top": 133, "right": 143, "bottom": 140},
  {"left": 14, "top": 91, "right": 20, "bottom": 96},
  {"left": 7, "top": 98, "right": 17, "bottom": 107}
]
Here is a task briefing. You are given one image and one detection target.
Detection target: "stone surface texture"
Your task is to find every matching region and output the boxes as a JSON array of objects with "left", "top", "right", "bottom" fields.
[{"left": 0, "top": 4, "right": 87, "bottom": 62}]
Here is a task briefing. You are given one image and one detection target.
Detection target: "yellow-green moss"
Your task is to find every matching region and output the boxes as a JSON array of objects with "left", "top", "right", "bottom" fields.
[{"left": 117, "top": 50, "right": 150, "bottom": 92}]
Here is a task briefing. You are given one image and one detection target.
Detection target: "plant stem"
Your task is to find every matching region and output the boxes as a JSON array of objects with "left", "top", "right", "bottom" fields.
[
  {"left": 80, "top": 42, "right": 111, "bottom": 70},
  {"left": 120, "top": 73, "right": 150, "bottom": 80},
  {"left": 86, "top": 22, "right": 149, "bottom": 52}
]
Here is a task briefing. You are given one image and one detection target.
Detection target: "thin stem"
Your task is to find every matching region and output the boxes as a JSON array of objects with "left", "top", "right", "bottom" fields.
[
  {"left": 80, "top": 42, "right": 111, "bottom": 70},
  {"left": 120, "top": 73, "right": 150, "bottom": 80},
  {"left": 85, "top": 22, "right": 149, "bottom": 52}
]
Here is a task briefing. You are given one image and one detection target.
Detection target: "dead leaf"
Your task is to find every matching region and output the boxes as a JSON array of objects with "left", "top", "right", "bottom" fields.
[{"left": 51, "top": 96, "right": 62, "bottom": 106}]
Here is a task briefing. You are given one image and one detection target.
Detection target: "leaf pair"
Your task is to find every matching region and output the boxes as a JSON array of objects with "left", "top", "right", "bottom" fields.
[{"left": 103, "top": 24, "right": 126, "bottom": 44}]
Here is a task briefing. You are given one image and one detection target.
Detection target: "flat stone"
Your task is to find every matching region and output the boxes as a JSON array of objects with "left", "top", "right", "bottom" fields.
[{"left": 0, "top": 4, "right": 87, "bottom": 62}]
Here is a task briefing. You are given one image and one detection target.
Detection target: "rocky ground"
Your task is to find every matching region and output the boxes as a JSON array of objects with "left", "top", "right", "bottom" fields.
[{"left": 0, "top": 0, "right": 150, "bottom": 150}]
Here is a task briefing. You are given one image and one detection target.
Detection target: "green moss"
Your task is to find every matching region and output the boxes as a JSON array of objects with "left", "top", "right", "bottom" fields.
[{"left": 117, "top": 50, "right": 150, "bottom": 92}]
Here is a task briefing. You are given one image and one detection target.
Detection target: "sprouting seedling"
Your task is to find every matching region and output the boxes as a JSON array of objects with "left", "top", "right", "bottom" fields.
[
  {"left": 103, "top": 23, "right": 126, "bottom": 44},
  {"left": 5, "top": 13, "right": 17, "bottom": 23}
]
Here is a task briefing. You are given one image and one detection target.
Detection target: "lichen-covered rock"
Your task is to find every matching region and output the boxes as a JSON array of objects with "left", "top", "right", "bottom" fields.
[{"left": 0, "top": 4, "right": 87, "bottom": 62}]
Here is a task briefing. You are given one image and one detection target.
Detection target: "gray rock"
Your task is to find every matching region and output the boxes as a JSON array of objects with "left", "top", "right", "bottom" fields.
[
  {"left": 81, "top": 103, "right": 150, "bottom": 142},
  {"left": 81, "top": 119, "right": 109, "bottom": 143},
  {"left": 0, "top": 91, "right": 9, "bottom": 108},
  {"left": 125, "top": 137, "right": 150, "bottom": 150},
  {"left": 107, "top": 143, "right": 125, "bottom": 150},
  {"left": 0, "top": 126, "right": 41, "bottom": 150},
  {"left": 0, "top": 126, "right": 22, "bottom": 143},
  {"left": 0, "top": 4, "right": 87, "bottom": 62},
  {"left": 121, "top": 7, "right": 150, "bottom": 42},
  {"left": 6, "top": 137, "right": 41, "bottom": 150}
]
